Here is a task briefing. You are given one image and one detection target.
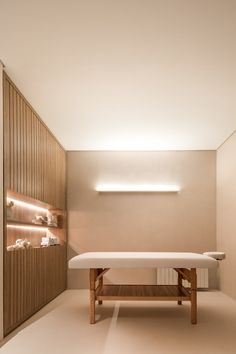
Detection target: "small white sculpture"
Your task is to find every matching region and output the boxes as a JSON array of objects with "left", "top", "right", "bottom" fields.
[
  {"left": 47, "top": 214, "right": 58, "bottom": 227},
  {"left": 7, "top": 238, "right": 32, "bottom": 251},
  {"left": 32, "top": 215, "right": 48, "bottom": 225}
]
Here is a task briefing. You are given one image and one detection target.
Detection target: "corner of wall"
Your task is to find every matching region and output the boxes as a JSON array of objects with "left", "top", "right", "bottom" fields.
[
  {"left": 216, "top": 130, "right": 236, "bottom": 300},
  {"left": 0, "top": 62, "right": 4, "bottom": 340}
]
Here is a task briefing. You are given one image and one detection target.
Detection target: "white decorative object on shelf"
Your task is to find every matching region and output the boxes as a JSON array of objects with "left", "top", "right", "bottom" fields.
[
  {"left": 6, "top": 200, "right": 14, "bottom": 218},
  {"left": 7, "top": 238, "right": 32, "bottom": 251},
  {"left": 41, "top": 236, "right": 60, "bottom": 247},
  {"left": 32, "top": 215, "right": 48, "bottom": 225},
  {"left": 47, "top": 214, "right": 58, "bottom": 227}
]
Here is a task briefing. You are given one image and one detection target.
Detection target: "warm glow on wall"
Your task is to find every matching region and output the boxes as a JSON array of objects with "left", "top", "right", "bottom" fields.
[
  {"left": 95, "top": 184, "right": 180, "bottom": 192},
  {"left": 7, "top": 197, "right": 48, "bottom": 212},
  {"left": 7, "top": 224, "right": 48, "bottom": 231}
]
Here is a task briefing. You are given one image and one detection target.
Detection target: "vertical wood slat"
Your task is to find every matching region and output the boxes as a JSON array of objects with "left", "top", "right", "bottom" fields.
[
  {"left": 16, "top": 92, "right": 21, "bottom": 194},
  {"left": 9, "top": 84, "right": 14, "bottom": 190},
  {"left": 13, "top": 88, "right": 17, "bottom": 193},
  {"left": 31, "top": 110, "right": 34, "bottom": 198},
  {"left": 3, "top": 77, "right": 10, "bottom": 190},
  {"left": 26, "top": 105, "right": 30, "bottom": 197}
]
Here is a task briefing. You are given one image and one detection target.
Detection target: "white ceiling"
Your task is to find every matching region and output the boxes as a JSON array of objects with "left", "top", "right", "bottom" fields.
[{"left": 0, "top": 0, "right": 236, "bottom": 150}]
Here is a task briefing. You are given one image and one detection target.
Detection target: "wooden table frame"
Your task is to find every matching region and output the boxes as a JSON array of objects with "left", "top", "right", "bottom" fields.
[{"left": 89, "top": 267, "right": 197, "bottom": 324}]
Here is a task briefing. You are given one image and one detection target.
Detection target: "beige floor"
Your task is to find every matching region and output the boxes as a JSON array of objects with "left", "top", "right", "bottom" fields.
[{"left": 1, "top": 290, "right": 236, "bottom": 354}]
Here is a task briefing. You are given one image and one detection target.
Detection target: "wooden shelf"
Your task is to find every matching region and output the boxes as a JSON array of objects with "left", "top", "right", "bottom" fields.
[
  {"left": 7, "top": 219, "right": 61, "bottom": 229},
  {"left": 96, "top": 285, "right": 191, "bottom": 301},
  {"left": 6, "top": 244, "right": 64, "bottom": 251},
  {"left": 7, "top": 189, "right": 64, "bottom": 212}
]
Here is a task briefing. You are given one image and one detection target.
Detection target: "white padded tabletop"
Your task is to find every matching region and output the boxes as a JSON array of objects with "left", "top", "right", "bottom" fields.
[{"left": 68, "top": 252, "right": 218, "bottom": 269}]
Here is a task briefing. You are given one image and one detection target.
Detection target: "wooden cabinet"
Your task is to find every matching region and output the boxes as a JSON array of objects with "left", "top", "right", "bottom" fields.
[{"left": 3, "top": 73, "right": 67, "bottom": 335}]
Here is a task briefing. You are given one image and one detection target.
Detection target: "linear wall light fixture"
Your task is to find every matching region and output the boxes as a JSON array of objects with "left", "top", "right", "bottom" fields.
[
  {"left": 7, "top": 197, "right": 48, "bottom": 213},
  {"left": 95, "top": 184, "right": 180, "bottom": 192},
  {"left": 7, "top": 224, "right": 48, "bottom": 231}
]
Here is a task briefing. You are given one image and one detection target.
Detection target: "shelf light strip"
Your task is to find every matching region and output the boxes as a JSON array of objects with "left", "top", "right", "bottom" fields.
[
  {"left": 7, "top": 224, "right": 48, "bottom": 231},
  {"left": 7, "top": 197, "right": 48, "bottom": 212},
  {"left": 95, "top": 184, "right": 180, "bottom": 192}
]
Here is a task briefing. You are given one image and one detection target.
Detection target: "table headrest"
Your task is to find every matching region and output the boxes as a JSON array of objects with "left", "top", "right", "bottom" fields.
[{"left": 203, "top": 252, "right": 225, "bottom": 260}]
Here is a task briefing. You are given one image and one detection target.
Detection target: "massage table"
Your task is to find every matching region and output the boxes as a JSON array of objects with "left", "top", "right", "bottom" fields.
[{"left": 68, "top": 252, "right": 218, "bottom": 324}]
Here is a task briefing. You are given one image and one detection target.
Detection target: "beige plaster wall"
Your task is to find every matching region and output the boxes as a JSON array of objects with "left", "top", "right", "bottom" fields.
[
  {"left": 67, "top": 151, "right": 216, "bottom": 288},
  {"left": 217, "top": 131, "right": 236, "bottom": 300}
]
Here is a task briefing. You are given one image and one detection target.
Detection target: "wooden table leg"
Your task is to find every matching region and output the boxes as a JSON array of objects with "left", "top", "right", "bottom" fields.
[
  {"left": 178, "top": 272, "right": 182, "bottom": 305},
  {"left": 98, "top": 276, "right": 103, "bottom": 305},
  {"left": 190, "top": 268, "right": 197, "bottom": 324},
  {"left": 90, "top": 269, "right": 96, "bottom": 324}
]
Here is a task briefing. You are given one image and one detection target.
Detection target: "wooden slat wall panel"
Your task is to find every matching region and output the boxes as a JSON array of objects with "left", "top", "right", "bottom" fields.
[
  {"left": 9, "top": 84, "right": 14, "bottom": 190},
  {"left": 4, "top": 246, "right": 67, "bottom": 335},
  {"left": 3, "top": 72, "right": 67, "bottom": 335},
  {"left": 3, "top": 73, "right": 66, "bottom": 208}
]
